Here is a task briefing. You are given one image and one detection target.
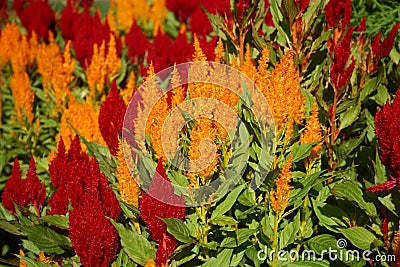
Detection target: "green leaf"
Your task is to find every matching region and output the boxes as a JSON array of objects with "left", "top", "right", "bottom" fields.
[
  {"left": 202, "top": 249, "right": 233, "bottom": 267},
  {"left": 339, "top": 103, "right": 361, "bottom": 130},
  {"left": 161, "top": 218, "right": 194, "bottom": 243},
  {"left": 291, "top": 143, "right": 314, "bottom": 162},
  {"left": 378, "top": 195, "right": 398, "bottom": 216},
  {"left": 0, "top": 219, "right": 24, "bottom": 236},
  {"left": 360, "top": 77, "right": 380, "bottom": 102},
  {"left": 221, "top": 229, "right": 255, "bottom": 248},
  {"left": 374, "top": 84, "right": 390, "bottom": 106},
  {"left": 39, "top": 215, "right": 69, "bottom": 230},
  {"left": 290, "top": 172, "right": 322, "bottom": 204},
  {"left": 340, "top": 227, "right": 376, "bottom": 250},
  {"left": 18, "top": 225, "right": 72, "bottom": 254},
  {"left": 111, "top": 220, "right": 156, "bottom": 265},
  {"left": 331, "top": 180, "right": 377, "bottom": 217},
  {"left": 312, "top": 200, "right": 348, "bottom": 233},
  {"left": 18, "top": 255, "right": 55, "bottom": 267},
  {"left": 211, "top": 184, "right": 245, "bottom": 220},
  {"left": 210, "top": 215, "right": 238, "bottom": 227}
]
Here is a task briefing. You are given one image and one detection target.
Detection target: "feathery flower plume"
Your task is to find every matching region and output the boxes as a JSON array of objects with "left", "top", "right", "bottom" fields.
[
  {"left": 372, "top": 22, "right": 400, "bottom": 61},
  {"left": 120, "top": 71, "right": 136, "bottom": 105},
  {"left": 300, "top": 100, "right": 323, "bottom": 166},
  {"left": 108, "top": 0, "right": 167, "bottom": 36},
  {"left": 48, "top": 136, "right": 121, "bottom": 266},
  {"left": 368, "top": 89, "right": 400, "bottom": 193},
  {"left": 35, "top": 34, "right": 75, "bottom": 107},
  {"left": 140, "top": 160, "right": 186, "bottom": 266},
  {"left": 270, "top": 155, "right": 293, "bottom": 212},
  {"left": 324, "top": 0, "right": 352, "bottom": 29},
  {"left": 116, "top": 139, "right": 140, "bottom": 206},
  {"left": 2, "top": 158, "right": 46, "bottom": 214},
  {"left": 255, "top": 49, "right": 305, "bottom": 139},
  {"left": 330, "top": 27, "right": 355, "bottom": 90},
  {"left": 99, "top": 81, "right": 127, "bottom": 156},
  {"left": 10, "top": 70, "right": 34, "bottom": 122},
  {"left": 87, "top": 34, "right": 121, "bottom": 100},
  {"left": 58, "top": 96, "right": 105, "bottom": 151},
  {"left": 13, "top": 0, "right": 55, "bottom": 41}
]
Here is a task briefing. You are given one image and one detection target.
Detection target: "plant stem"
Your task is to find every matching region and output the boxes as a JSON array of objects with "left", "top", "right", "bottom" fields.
[
  {"left": 328, "top": 87, "right": 339, "bottom": 171},
  {"left": 271, "top": 210, "right": 282, "bottom": 267}
]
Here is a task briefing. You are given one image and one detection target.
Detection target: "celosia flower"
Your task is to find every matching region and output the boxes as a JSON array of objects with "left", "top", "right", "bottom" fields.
[
  {"left": 372, "top": 22, "right": 400, "bottom": 61},
  {"left": 61, "top": 4, "right": 121, "bottom": 68},
  {"left": 108, "top": 0, "right": 167, "bottom": 36},
  {"left": 140, "top": 159, "right": 186, "bottom": 266},
  {"left": 295, "top": 0, "right": 309, "bottom": 13},
  {"left": 324, "top": 0, "right": 352, "bottom": 29},
  {"left": 116, "top": 139, "right": 140, "bottom": 206},
  {"left": 254, "top": 48, "right": 305, "bottom": 139},
  {"left": 0, "top": 0, "right": 7, "bottom": 20},
  {"left": 368, "top": 89, "right": 400, "bottom": 193},
  {"left": 69, "top": 196, "right": 119, "bottom": 267},
  {"left": 270, "top": 155, "right": 293, "bottom": 212},
  {"left": 393, "top": 229, "right": 400, "bottom": 266},
  {"left": 125, "top": 21, "right": 150, "bottom": 65},
  {"left": 38, "top": 252, "right": 59, "bottom": 265},
  {"left": 35, "top": 34, "right": 74, "bottom": 107},
  {"left": 87, "top": 34, "right": 121, "bottom": 99},
  {"left": 166, "top": 0, "right": 197, "bottom": 22},
  {"left": 330, "top": 27, "right": 355, "bottom": 90},
  {"left": 300, "top": 100, "right": 323, "bottom": 166},
  {"left": 2, "top": 158, "right": 46, "bottom": 214},
  {"left": 99, "top": 81, "right": 127, "bottom": 156},
  {"left": 13, "top": 0, "right": 55, "bottom": 41},
  {"left": 10, "top": 70, "right": 34, "bottom": 122},
  {"left": 48, "top": 136, "right": 121, "bottom": 266},
  {"left": 58, "top": 96, "right": 105, "bottom": 151}
]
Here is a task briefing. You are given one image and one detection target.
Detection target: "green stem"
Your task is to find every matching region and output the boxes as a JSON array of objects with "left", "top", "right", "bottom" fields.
[{"left": 271, "top": 211, "right": 282, "bottom": 267}]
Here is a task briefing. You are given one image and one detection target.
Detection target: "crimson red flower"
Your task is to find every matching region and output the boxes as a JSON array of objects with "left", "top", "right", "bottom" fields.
[
  {"left": 2, "top": 158, "right": 46, "bottom": 214},
  {"left": 99, "top": 81, "right": 127, "bottom": 156},
  {"left": 48, "top": 136, "right": 121, "bottom": 266},
  {"left": 372, "top": 22, "right": 400, "bottom": 61},
  {"left": 13, "top": 0, "right": 55, "bottom": 40},
  {"left": 295, "top": 0, "right": 309, "bottom": 13},
  {"left": 140, "top": 159, "right": 186, "bottom": 266},
  {"left": 69, "top": 195, "right": 119, "bottom": 267},
  {"left": 0, "top": 0, "right": 7, "bottom": 20},
  {"left": 368, "top": 89, "right": 400, "bottom": 193},
  {"left": 324, "top": 0, "right": 352, "bottom": 29},
  {"left": 60, "top": 2, "right": 121, "bottom": 68},
  {"left": 166, "top": 0, "right": 198, "bottom": 22},
  {"left": 330, "top": 27, "right": 355, "bottom": 90},
  {"left": 125, "top": 21, "right": 150, "bottom": 65}
]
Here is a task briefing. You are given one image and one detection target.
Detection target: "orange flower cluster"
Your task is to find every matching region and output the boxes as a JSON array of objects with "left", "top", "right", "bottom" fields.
[
  {"left": 241, "top": 47, "right": 306, "bottom": 140},
  {"left": 35, "top": 33, "right": 75, "bottom": 107},
  {"left": 10, "top": 71, "right": 34, "bottom": 122},
  {"left": 270, "top": 155, "right": 293, "bottom": 213},
  {"left": 59, "top": 97, "right": 105, "bottom": 151},
  {"left": 116, "top": 139, "right": 140, "bottom": 206},
  {"left": 87, "top": 34, "right": 121, "bottom": 101},
  {"left": 0, "top": 23, "right": 38, "bottom": 122},
  {"left": 300, "top": 100, "right": 323, "bottom": 166},
  {"left": 108, "top": 0, "right": 167, "bottom": 36}
]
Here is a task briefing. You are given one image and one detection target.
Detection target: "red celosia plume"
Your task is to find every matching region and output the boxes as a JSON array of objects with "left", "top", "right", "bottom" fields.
[
  {"left": 60, "top": 1, "right": 121, "bottom": 68},
  {"left": 13, "top": 0, "right": 55, "bottom": 40},
  {"left": 368, "top": 89, "right": 400, "bottom": 193},
  {"left": 330, "top": 27, "right": 355, "bottom": 90},
  {"left": 140, "top": 159, "right": 186, "bottom": 266},
  {"left": 99, "top": 81, "right": 127, "bottom": 156},
  {"left": 324, "top": 0, "right": 352, "bottom": 29},
  {"left": 48, "top": 136, "right": 121, "bottom": 266},
  {"left": 1, "top": 157, "right": 46, "bottom": 214}
]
